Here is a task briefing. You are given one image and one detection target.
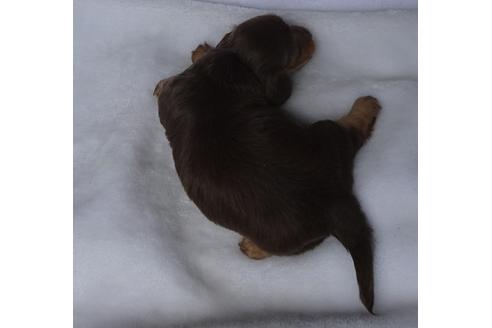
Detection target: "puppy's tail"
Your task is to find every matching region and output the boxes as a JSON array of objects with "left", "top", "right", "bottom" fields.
[
  {"left": 347, "top": 231, "right": 374, "bottom": 314},
  {"left": 330, "top": 197, "right": 375, "bottom": 314}
]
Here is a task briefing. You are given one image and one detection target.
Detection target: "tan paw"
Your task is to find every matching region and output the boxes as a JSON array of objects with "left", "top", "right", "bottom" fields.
[
  {"left": 239, "top": 237, "right": 271, "bottom": 260},
  {"left": 351, "top": 96, "right": 382, "bottom": 117},
  {"left": 339, "top": 96, "right": 382, "bottom": 140},
  {"left": 191, "top": 43, "right": 213, "bottom": 63}
]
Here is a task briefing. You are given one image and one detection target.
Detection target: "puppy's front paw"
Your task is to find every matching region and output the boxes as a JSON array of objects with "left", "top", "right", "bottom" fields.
[
  {"left": 352, "top": 96, "right": 381, "bottom": 118},
  {"left": 191, "top": 43, "right": 212, "bottom": 63},
  {"left": 339, "top": 96, "right": 382, "bottom": 140},
  {"left": 239, "top": 237, "right": 271, "bottom": 260}
]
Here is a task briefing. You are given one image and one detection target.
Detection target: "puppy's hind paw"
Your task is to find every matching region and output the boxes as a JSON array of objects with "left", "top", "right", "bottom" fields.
[{"left": 239, "top": 237, "right": 271, "bottom": 260}]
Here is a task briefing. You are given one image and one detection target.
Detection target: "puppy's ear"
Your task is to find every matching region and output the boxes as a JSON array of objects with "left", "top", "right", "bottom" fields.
[{"left": 262, "top": 70, "right": 292, "bottom": 106}]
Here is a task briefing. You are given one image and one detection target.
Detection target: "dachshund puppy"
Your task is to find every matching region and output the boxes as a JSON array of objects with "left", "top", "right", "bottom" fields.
[{"left": 154, "top": 15, "right": 381, "bottom": 314}]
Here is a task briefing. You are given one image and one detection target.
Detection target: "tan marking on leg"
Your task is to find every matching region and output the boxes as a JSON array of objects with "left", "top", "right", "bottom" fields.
[
  {"left": 191, "top": 43, "right": 213, "bottom": 64},
  {"left": 239, "top": 237, "right": 271, "bottom": 260},
  {"left": 338, "top": 96, "right": 382, "bottom": 141},
  {"left": 153, "top": 79, "right": 166, "bottom": 97},
  {"left": 153, "top": 77, "right": 175, "bottom": 98}
]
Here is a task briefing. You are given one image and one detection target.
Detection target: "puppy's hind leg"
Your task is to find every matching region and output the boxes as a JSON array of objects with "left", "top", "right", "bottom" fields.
[{"left": 330, "top": 196, "right": 375, "bottom": 314}]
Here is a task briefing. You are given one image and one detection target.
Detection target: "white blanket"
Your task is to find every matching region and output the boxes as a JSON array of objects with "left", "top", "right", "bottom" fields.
[{"left": 74, "top": 0, "right": 417, "bottom": 327}]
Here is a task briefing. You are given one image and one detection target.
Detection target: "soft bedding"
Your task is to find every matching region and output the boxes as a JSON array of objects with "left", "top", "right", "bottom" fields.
[{"left": 74, "top": 1, "right": 417, "bottom": 326}]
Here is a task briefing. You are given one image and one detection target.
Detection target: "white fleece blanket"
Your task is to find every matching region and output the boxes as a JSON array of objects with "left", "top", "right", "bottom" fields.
[{"left": 74, "top": 0, "right": 417, "bottom": 327}]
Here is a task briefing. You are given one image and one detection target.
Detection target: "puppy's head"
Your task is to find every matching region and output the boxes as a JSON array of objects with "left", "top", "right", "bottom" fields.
[{"left": 217, "top": 15, "right": 315, "bottom": 105}]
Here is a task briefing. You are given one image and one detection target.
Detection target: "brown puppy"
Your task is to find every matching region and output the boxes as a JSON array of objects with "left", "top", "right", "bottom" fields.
[{"left": 154, "top": 15, "right": 381, "bottom": 314}]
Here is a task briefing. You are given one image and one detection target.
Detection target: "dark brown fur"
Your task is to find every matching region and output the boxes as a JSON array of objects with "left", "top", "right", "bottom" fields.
[{"left": 154, "top": 15, "right": 381, "bottom": 314}]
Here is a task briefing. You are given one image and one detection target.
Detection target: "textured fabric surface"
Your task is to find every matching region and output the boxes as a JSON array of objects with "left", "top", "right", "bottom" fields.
[
  {"left": 74, "top": 0, "right": 417, "bottom": 327},
  {"left": 202, "top": 0, "right": 417, "bottom": 11}
]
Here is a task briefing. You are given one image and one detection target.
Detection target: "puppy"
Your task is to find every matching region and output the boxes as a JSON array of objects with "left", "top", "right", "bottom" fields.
[{"left": 154, "top": 15, "right": 381, "bottom": 314}]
